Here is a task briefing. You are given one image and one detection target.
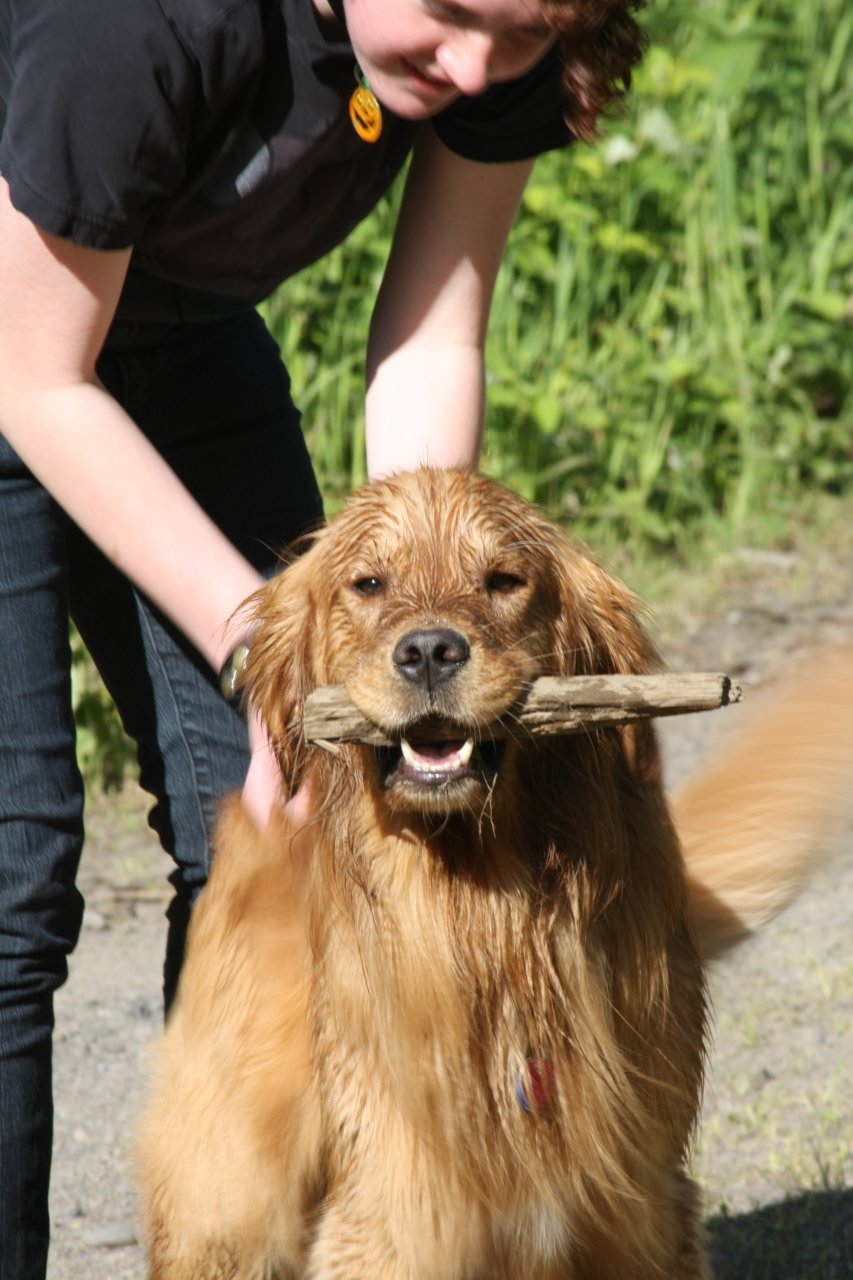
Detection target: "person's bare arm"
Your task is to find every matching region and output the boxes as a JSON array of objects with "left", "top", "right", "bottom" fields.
[
  {"left": 0, "top": 179, "right": 262, "bottom": 671},
  {"left": 0, "top": 180, "right": 287, "bottom": 822},
  {"left": 365, "top": 130, "right": 533, "bottom": 479}
]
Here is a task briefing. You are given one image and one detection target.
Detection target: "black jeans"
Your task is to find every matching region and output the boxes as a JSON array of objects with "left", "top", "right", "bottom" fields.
[{"left": 0, "top": 308, "right": 323, "bottom": 1277}]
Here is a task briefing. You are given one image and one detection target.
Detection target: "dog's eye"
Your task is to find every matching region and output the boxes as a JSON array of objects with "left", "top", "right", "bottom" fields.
[
  {"left": 486, "top": 571, "right": 526, "bottom": 594},
  {"left": 352, "top": 576, "right": 385, "bottom": 597}
]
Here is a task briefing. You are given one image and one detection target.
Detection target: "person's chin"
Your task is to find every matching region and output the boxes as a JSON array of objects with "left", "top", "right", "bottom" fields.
[{"left": 369, "top": 64, "right": 459, "bottom": 119}]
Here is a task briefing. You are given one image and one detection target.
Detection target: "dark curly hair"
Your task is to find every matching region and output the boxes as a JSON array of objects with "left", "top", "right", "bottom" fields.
[{"left": 541, "top": 0, "right": 649, "bottom": 141}]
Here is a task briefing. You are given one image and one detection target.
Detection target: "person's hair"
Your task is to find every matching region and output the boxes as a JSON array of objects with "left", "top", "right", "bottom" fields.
[{"left": 541, "top": 0, "right": 649, "bottom": 141}]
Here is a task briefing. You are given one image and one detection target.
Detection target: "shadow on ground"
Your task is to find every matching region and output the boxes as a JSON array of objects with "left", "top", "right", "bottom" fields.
[{"left": 707, "top": 1187, "right": 853, "bottom": 1279}]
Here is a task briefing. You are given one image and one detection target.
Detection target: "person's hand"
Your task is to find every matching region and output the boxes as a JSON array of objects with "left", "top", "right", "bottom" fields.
[{"left": 240, "top": 706, "right": 314, "bottom": 829}]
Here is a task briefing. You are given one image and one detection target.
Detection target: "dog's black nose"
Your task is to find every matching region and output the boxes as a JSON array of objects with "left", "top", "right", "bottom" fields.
[{"left": 392, "top": 628, "right": 470, "bottom": 689}]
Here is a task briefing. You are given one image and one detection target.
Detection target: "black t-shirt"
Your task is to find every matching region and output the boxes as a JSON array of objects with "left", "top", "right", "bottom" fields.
[{"left": 0, "top": 0, "right": 572, "bottom": 318}]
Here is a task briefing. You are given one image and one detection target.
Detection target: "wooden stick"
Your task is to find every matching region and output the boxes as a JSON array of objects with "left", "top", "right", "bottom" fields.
[{"left": 303, "top": 673, "right": 742, "bottom": 748}]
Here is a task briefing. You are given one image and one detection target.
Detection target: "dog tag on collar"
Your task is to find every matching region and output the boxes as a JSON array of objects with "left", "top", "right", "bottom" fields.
[
  {"left": 515, "top": 1057, "right": 555, "bottom": 1113},
  {"left": 349, "top": 74, "right": 383, "bottom": 143}
]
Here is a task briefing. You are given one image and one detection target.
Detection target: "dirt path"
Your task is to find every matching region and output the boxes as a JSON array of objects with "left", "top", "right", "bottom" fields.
[{"left": 47, "top": 529, "right": 853, "bottom": 1280}]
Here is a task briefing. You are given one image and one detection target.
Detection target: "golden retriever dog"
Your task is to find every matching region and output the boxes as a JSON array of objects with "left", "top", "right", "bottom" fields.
[{"left": 140, "top": 468, "right": 852, "bottom": 1279}]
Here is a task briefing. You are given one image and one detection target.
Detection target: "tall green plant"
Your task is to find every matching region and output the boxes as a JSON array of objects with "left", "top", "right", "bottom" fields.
[
  {"left": 483, "top": 0, "right": 853, "bottom": 542},
  {"left": 70, "top": 625, "right": 135, "bottom": 790}
]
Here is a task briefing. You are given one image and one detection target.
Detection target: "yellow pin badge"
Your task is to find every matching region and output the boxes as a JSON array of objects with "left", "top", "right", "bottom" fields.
[{"left": 349, "top": 67, "right": 383, "bottom": 143}]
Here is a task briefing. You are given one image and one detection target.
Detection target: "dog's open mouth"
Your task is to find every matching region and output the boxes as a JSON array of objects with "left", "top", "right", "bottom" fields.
[{"left": 376, "top": 730, "right": 504, "bottom": 792}]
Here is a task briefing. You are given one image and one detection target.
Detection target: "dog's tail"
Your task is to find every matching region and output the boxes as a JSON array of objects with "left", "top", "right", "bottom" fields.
[{"left": 674, "top": 645, "right": 853, "bottom": 959}]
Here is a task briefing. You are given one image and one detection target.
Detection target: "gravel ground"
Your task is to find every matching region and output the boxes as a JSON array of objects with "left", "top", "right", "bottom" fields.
[{"left": 46, "top": 526, "right": 853, "bottom": 1280}]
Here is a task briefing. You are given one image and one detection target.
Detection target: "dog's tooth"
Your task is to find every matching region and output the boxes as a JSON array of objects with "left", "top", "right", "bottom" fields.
[{"left": 400, "top": 737, "right": 475, "bottom": 775}]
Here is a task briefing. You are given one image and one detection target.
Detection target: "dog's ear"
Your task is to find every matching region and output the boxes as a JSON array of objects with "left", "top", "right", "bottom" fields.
[
  {"left": 545, "top": 536, "right": 660, "bottom": 679},
  {"left": 241, "top": 536, "right": 331, "bottom": 788}
]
